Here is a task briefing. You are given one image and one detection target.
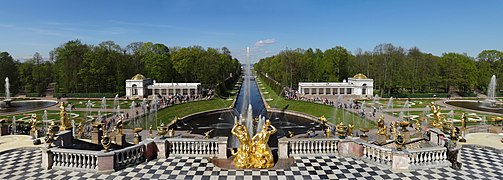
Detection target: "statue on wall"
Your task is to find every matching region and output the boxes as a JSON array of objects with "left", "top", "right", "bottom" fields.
[
  {"left": 59, "top": 102, "right": 71, "bottom": 130},
  {"left": 377, "top": 115, "right": 387, "bottom": 135}
]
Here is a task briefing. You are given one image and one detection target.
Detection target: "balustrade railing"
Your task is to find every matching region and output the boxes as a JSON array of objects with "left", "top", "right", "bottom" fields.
[
  {"left": 407, "top": 146, "right": 448, "bottom": 169},
  {"left": 52, "top": 148, "right": 99, "bottom": 172},
  {"left": 361, "top": 143, "right": 393, "bottom": 166},
  {"left": 168, "top": 138, "right": 220, "bottom": 157},
  {"left": 288, "top": 138, "right": 338, "bottom": 156},
  {"left": 114, "top": 141, "right": 149, "bottom": 170}
]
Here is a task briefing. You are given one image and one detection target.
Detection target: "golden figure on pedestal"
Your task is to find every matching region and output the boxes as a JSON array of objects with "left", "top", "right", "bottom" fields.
[
  {"left": 30, "top": 114, "right": 38, "bottom": 138},
  {"left": 101, "top": 124, "right": 111, "bottom": 152},
  {"left": 251, "top": 120, "right": 277, "bottom": 169},
  {"left": 348, "top": 124, "right": 354, "bottom": 137},
  {"left": 430, "top": 102, "right": 444, "bottom": 128},
  {"left": 116, "top": 116, "right": 123, "bottom": 136},
  {"left": 59, "top": 102, "right": 71, "bottom": 130},
  {"left": 377, "top": 115, "right": 387, "bottom": 135},
  {"left": 231, "top": 122, "right": 252, "bottom": 169},
  {"left": 77, "top": 122, "right": 84, "bottom": 138},
  {"left": 231, "top": 119, "right": 277, "bottom": 169},
  {"left": 461, "top": 113, "right": 467, "bottom": 130}
]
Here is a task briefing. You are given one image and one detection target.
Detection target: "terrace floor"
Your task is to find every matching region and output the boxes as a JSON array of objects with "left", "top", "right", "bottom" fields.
[{"left": 0, "top": 145, "right": 501, "bottom": 180}]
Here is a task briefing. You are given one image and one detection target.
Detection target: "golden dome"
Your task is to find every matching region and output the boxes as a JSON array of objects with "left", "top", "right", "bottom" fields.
[
  {"left": 131, "top": 74, "right": 146, "bottom": 80},
  {"left": 353, "top": 73, "right": 368, "bottom": 79}
]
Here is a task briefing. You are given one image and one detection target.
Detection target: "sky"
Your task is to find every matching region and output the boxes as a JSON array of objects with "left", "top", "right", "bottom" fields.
[{"left": 0, "top": 0, "right": 502, "bottom": 63}]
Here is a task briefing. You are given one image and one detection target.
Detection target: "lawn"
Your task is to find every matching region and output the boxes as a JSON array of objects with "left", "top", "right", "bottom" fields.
[{"left": 257, "top": 77, "right": 375, "bottom": 129}]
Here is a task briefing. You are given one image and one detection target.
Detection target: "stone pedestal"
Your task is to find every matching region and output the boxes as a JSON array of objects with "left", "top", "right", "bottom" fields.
[
  {"left": 115, "top": 134, "right": 127, "bottom": 146},
  {"left": 376, "top": 134, "right": 387, "bottom": 145},
  {"left": 41, "top": 148, "right": 53, "bottom": 170},
  {"left": 278, "top": 137, "right": 289, "bottom": 159},
  {"left": 402, "top": 131, "right": 410, "bottom": 143},
  {"left": 92, "top": 130, "right": 103, "bottom": 144},
  {"left": 0, "top": 126, "right": 8, "bottom": 136},
  {"left": 97, "top": 152, "right": 115, "bottom": 173},
  {"left": 217, "top": 137, "right": 228, "bottom": 159},
  {"left": 392, "top": 151, "right": 410, "bottom": 170},
  {"left": 360, "top": 135, "right": 368, "bottom": 142},
  {"left": 337, "top": 140, "right": 351, "bottom": 156},
  {"left": 154, "top": 138, "right": 167, "bottom": 159},
  {"left": 55, "top": 130, "right": 73, "bottom": 148}
]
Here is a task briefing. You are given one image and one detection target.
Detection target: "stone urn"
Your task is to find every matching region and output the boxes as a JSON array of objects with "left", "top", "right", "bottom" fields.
[
  {"left": 399, "top": 121, "right": 410, "bottom": 132},
  {"left": 133, "top": 128, "right": 143, "bottom": 144},
  {"left": 157, "top": 123, "right": 168, "bottom": 138},
  {"left": 395, "top": 134, "right": 405, "bottom": 151},
  {"left": 336, "top": 122, "right": 347, "bottom": 139}
]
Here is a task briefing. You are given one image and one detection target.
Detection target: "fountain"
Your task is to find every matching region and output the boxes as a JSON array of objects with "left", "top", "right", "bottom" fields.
[
  {"left": 1, "top": 77, "right": 12, "bottom": 108},
  {"left": 446, "top": 75, "right": 503, "bottom": 113}
]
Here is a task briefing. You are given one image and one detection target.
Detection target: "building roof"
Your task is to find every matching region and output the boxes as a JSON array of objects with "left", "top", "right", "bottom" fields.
[
  {"left": 131, "top": 74, "right": 147, "bottom": 80},
  {"left": 148, "top": 82, "right": 201, "bottom": 88},
  {"left": 352, "top": 73, "right": 368, "bottom": 79}
]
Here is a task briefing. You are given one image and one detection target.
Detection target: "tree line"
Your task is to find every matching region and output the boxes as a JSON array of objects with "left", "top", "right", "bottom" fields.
[
  {"left": 254, "top": 43, "right": 503, "bottom": 97},
  {"left": 0, "top": 40, "right": 241, "bottom": 96}
]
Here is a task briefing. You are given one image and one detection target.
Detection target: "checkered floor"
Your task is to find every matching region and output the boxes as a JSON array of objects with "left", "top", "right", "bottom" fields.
[{"left": 0, "top": 146, "right": 501, "bottom": 180}]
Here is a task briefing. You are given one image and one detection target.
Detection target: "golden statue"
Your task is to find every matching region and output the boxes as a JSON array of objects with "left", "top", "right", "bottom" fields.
[
  {"left": 348, "top": 124, "right": 354, "bottom": 136},
  {"left": 30, "top": 114, "right": 38, "bottom": 138},
  {"left": 168, "top": 129, "right": 175, "bottom": 137},
  {"left": 430, "top": 102, "right": 444, "bottom": 128},
  {"left": 101, "top": 124, "right": 111, "bottom": 152},
  {"left": 59, "top": 102, "right": 71, "bottom": 130},
  {"left": 415, "top": 118, "right": 423, "bottom": 133},
  {"left": 377, "top": 115, "right": 387, "bottom": 135},
  {"left": 250, "top": 120, "right": 277, "bottom": 169},
  {"left": 116, "top": 116, "right": 123, "bottom": 136},
  {"left": 149, "top": 125, "right": 153, "bottom": 138},
  {"left": 204, "top": 129, "right": 214, "bottom": 139},
  {"left": 288, "top": 131, "right": 294, "bottom": 138},
  {"left": 325, "top": 126, "right": 331, "bottom": 138},
  {"left": 391, "top": 121, "right": 397, "bottom": 138},
  {"left": 77, "top": 122, "right": 84, "bottom": 138},
  {"left": 231, "top": 122, "right": 252, "bottom": 169},
  {"left": 461, "top": 113, "right": 468, "bottom": 130}
]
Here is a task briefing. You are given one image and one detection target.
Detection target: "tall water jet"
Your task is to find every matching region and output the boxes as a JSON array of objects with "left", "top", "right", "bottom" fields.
[
  {"left": 487, "top": 75, "right": 497, "bottom": 101},
  {"left": 246, "top": 104, "right": 254, "bottom": 137},
  {"left": 5, "top": 77, "right": 10, "bottom": 99},
  {"left": 101, "top": 97, "right": 107, "bottom": 119},
  {"left": 114, "top": 94, "right": 119, "bottom": 116}
]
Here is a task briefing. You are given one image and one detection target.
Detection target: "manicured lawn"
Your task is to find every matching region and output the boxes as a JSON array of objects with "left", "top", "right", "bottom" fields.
[
  {"left": 257, "top": 77, "right": 375, "bottom": 129},
  {"left": 370, "top": 99, "right": 441, "bottom": 109}
]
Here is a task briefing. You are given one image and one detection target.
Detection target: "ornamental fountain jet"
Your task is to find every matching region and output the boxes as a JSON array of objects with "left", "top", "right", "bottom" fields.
[{"left": 5, "top": 77, "right": 10, "bottom": 100}]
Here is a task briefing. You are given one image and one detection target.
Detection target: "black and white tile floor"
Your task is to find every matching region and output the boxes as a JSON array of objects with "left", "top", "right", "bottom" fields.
[{"left": 0, "top": 146, "right": 501, "bottom": 179}]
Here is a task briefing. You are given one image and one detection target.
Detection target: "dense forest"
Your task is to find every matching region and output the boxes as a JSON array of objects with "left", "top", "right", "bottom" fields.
[
  {"left": 254, "top": 43, "right": 503, "bottom": 97},
  {"left": 0, "top": 40, "right": 241, "bottom": 97}
]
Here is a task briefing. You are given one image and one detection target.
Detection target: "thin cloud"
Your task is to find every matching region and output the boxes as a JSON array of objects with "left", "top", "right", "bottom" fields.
[{"left": 255, "top": 38, "right": 276, "bottom": 47}]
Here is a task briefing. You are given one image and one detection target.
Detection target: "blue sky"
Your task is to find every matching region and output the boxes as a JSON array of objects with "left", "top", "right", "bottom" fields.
[{"left": 0, "top": 0, "right": 502, "bottom": 63}]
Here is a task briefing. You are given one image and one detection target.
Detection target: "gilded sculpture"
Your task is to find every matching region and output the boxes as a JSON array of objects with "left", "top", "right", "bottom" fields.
[
  {"left": 231, "top": 119, "right": 277, "bottom": 169},
  {"left": 460, "top": 113, "right": 467, "bottom": 130},
  {"left": 430, "top": 102, "right": 444, "bottom": 128},
  {"left": 77, "top": 121, "right": 84, "bottom": 138},
  {"left": 251, "top": 120, "right": 277, "bottom": 169},
  {"left": 231, "top": 122, "right": 252, "bottom": 169},
  {"left": 377, "top": 115, "right": 387, "bottom": 135},
  {"left": 59, "top": 102, "right": 71, "bottom": 130},
  {"left": 347, "top": 124, "right": 354, "bottom": 137},
  {"left": 30, "top": 114, "right": 38, "bottom": 138},
  {"left": 116, "top": 116, "right": 123, "bottom": 136}
]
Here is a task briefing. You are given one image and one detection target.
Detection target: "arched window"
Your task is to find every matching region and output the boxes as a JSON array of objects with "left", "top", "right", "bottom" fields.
[
  {"left": 362, "top": 84, "right": 367, "bottom": 95},
  {"left": 132, "top": 84, "right": 138, "bottom": 95}
]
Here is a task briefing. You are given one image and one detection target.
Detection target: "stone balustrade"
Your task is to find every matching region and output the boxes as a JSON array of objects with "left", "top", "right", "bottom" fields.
[
  {"left": 407, "top": 146, "right": 449, "bottom": 169},
  {"left": 287, "top": 138, "right": 338, "bottom": 156},
  {"left": 51, "top": 148, "right": 99, "bottom": 172},
  {"left": 42, "top": 140, "right": 156, "bottom": 173},
  {"left": 114, "top": 140, "right": 150, "bottom": 170},
  {"left": 361, "top": 142, "right": 393, "bottom": 166},
  {"left": 166, "top": 137, "right": 227, "bottom": 159}
]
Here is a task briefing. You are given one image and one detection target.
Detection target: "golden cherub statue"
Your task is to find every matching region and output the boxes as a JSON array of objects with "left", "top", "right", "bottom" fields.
[
  {"left": 377, "top": 115, "right": 387, "bottom": 135},
  {"left": 325, "top": 125, "right": 331, "bottom": 138},
  {"left": 461, "top": 113, "right": 468, "bottom": 130}
]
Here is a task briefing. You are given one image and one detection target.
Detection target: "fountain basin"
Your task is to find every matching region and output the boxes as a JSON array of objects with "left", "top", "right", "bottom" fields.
[
  {"left": 0, "top": 100, "right": 58, "bottom": 113},
  {"left": 445, "top": 100, "right": 503, "bottom": 114}
]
